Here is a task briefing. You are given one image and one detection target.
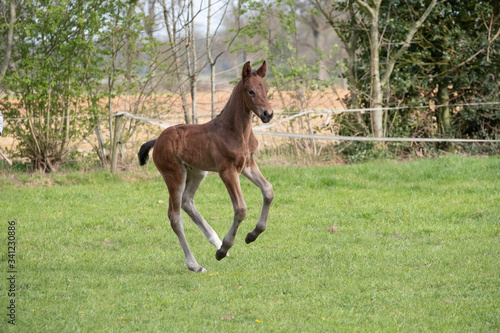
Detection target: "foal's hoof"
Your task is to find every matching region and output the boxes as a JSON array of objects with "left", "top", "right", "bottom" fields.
[
  {"left": 245, "top": 232, "right": 257, "bottom": 244},
  {"left": 215, "top": 249, "right": 227, "bottom": 261},
  {"left": 188, "top": 265, "right": 207, "bottom": 273}
]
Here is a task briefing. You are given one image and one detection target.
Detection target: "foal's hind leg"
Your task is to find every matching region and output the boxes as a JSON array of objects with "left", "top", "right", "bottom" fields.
[
  {"left": 162, "top": 170, "right": 206, "bottom": 273},
  {"left": 242, "top": 159, "right": 274, "bottom": 244},
  {"left": 182, "top": 168, "right": 223, "bottom": 250}
]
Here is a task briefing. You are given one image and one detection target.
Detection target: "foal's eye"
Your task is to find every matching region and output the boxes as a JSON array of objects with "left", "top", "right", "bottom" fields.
[{"left": 249, "top": 90, "right": 255, "bottom": 96}]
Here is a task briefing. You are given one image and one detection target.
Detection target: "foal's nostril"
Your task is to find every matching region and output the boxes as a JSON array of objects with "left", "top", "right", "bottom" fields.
[{"left": 263, "top": 110, "right": 269, "bottom": 117}]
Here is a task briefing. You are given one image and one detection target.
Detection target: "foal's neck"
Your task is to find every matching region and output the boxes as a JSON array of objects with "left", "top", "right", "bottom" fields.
[{"left": 217, "top": 81, "right": 253, "bottom": 135}]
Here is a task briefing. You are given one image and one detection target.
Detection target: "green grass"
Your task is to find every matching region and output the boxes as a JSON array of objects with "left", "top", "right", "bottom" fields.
[{"left": 1, "top": 156, "right": 499, "bottom": 332}]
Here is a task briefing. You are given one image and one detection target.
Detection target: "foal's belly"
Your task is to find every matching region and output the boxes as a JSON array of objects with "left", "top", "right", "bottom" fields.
[
  {"left": 174, "top": 123, "right": 253, "bottom": 174},
  {"left": 179, "top": 155, "right": 218, "bottom": 173}
]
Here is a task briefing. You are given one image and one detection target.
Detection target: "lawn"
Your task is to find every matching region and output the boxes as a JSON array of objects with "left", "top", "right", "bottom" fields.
[{"left": 1, "top": 156, "right": 499, "bottom": 332}]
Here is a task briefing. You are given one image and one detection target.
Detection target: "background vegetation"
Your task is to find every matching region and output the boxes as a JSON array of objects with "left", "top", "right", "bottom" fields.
[{"left": 0, "top": 0, "right": 499, "bottom": 172}]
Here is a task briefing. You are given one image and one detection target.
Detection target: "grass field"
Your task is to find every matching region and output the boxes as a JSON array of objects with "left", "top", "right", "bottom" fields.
[{"left": 1, "top": 156, "right": 499, "bottom": 332}]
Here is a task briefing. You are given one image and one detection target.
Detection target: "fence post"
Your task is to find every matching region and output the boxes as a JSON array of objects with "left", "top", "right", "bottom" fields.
[{"left": 110, "top": 114, "right": 123, "bottom": 173}]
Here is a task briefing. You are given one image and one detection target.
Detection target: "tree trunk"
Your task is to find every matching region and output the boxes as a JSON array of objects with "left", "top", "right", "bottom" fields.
[
  {"left": 355, "top": 0, "right": 437, "bottom": 139},
  {"left": 210, "top": 63, "right": 216, "bottom": 119},
  {"left": 179, "top": 76, "right": 191, "bottom": 124},
  {"left": 187, "top": 0, "right": 198, "bottom": 124},
  {"left": 161, "top": 0, "right": 191, "bottom": 124},
  {"left": 124, "top": 3, "right": 135, "bottom": 86},
  {"left": 0, "top": 0, "right": 15, "bottom": 81},
  {"left": 367, "top": 1, "right": 384, "bottom": 138},
  {"left": 206, "top": 0, "right": 237, "bottom": 119},
  {"left": 146, "top": 0, "right": 155, "bottom": 40},
  {"left": 436, "top": 82, "right": 451, "bottom": 136},
  {"left": 95, "top": 123, "right": 106, "bottom": 164},
  {"left": 310, "top": 15, "right": 327, "bottom": 81},
  {"left": 207, "top": 0, "right": 216, "bottom": 119},
  {"left": 345, "top": 5, "right": 366, "bottom": 132},
  {"left": 315, "top": 0, "right": 367, "bottom": 133},
  {"left": 354, "top": 0, "right": 384, "bottom": 138},
  {"left": 238, "top": 0, "right": 246, "bottom": 64}
]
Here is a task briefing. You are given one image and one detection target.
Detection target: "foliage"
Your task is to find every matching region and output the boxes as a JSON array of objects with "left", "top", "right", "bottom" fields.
[
  {"left": 235, "top": 0, "right": 339, "bottom": 155},
  {"left": 2, "top": 0, "right": 106, "bottom": 172},
  {"left": 389, "top": 0, "right": 500, "bottom": 140},
  {"left": 1, "top": 0, "right": 498, "bottom": 171},
  {"left": 335, "top": 0, "right": 500, "bottom": 142},
  {"left": 0, "top": 0, "right": 165, "bottom": 172},
  {"left": 94, "top": 0, "right": 166, "bottom": 171},
  {"left": 1, "top": 157, "right": 499, "bottom": 331},
  {"left": 237, "top": 0, "right": 330, "bottom": 112},
  {"left": 313, "top": 0, "right": 499, "bottom": 147}
]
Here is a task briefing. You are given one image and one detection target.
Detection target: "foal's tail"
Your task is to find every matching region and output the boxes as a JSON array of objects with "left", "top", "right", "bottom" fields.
[{"left": 138, "top": 139, "right": 156, "bottom": 166}]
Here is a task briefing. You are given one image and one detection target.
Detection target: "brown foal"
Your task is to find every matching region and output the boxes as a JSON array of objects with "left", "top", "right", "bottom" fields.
[{"left": 138, "top": 61, "right": 274, "bottom": 272}]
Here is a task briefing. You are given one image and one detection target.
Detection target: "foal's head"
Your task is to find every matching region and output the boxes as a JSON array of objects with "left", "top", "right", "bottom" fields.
[{"left": 241, "top": 61, "right": 273, "bottom": 123}]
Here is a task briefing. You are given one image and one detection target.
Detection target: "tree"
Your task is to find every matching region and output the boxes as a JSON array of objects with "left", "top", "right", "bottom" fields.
[
  {"left": 313, "top": 0, "right": 367, "bottom": 132},
  {"left": 159, "top": 0, "right": 205, "bottom": 125},
  {"left": 353, "top": 0, "right": 437, "bottom": 138},
  {"left": 235, "top": 0, "right": 333, "bottom": 154},
  {"left": 1, "top": 0, "right": 164, "bottom": 172},
  {"left": 0, "top": 0, "right": 16, "bottom": 82},
  {"left": 398, "top": 0, "right": 500, "bottom": 140},
  {"left": 160, "top": 0, "right": 192, "bottom": 124},
  {"left": 185, "top": 0, "right": 198, "bottom": 124},
  {"left": 2, "top": 0, "right": 107, "bottom": 172},
  {"left": 206, "top": 0, "right": 238, "bottom": 119},
  {"left": 94, "top": 0, "right": 167, "bottom": 172}
]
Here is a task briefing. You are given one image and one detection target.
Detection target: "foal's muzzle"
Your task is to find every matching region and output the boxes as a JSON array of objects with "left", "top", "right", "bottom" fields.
[{"left": 260, "top": 110, "right": 274, "bottom": 123}]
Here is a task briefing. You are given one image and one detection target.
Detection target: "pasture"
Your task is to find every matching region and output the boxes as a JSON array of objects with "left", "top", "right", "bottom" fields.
[{"left": 1, "top": 156, "right": 499, "bottom": 332}]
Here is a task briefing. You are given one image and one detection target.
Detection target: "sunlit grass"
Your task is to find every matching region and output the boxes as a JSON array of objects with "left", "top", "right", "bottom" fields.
[{"left": 0, "top": 156, "right": 499, "bottom": 332}]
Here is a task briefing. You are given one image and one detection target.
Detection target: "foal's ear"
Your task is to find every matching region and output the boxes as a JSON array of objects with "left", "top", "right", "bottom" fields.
[
  {"left": 256, "top": 61, "right": 267, "bottom": 78},
  {"left": 242, "top": 61, "right": 252, "bottom": 80}
]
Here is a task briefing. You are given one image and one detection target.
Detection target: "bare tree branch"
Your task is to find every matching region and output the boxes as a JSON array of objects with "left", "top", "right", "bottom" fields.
[
  {"left": 445, "top": 12, "right": 500, "bottom": 74},
  {"left": 381, "top": 0, "right": 438, "bottom": 86}
]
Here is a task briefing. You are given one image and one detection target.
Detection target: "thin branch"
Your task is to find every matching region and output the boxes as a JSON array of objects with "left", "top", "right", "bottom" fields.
[
  {"left": 354, "top": 0, "right": 376, "bottom": 19},
  {"left": 381, "top": 0, "right": 438, "bottom": 86},
  {"left": 446, "top": 20, "right": 500, "bottom": 73}
]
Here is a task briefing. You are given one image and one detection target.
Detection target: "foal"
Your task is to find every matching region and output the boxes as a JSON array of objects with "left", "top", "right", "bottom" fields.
[{"left": 138, "top": 61, "right": 274, "bottom": 272}]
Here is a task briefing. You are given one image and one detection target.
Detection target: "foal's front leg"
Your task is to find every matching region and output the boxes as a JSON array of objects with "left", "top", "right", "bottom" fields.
[
  {"left": 242, "top": 159, "right": 274, "bottom": 243},
  {"left": 216, "top": 168, "right": 247, "bottom": 260}
]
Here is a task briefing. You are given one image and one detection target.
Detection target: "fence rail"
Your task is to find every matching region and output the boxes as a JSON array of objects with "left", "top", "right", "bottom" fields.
[{"left": 4, "top": 101, "right": 500, "bottom": 143}]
